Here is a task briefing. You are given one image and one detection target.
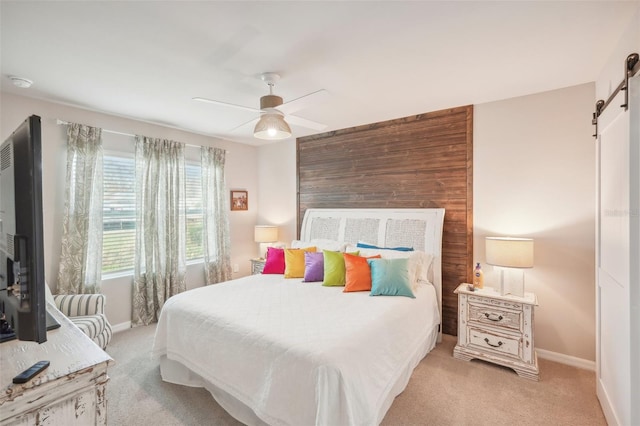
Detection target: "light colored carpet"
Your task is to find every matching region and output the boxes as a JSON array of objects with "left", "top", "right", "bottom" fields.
[{"left": 105, "top": 325, "right": 605, "bottom": 425}]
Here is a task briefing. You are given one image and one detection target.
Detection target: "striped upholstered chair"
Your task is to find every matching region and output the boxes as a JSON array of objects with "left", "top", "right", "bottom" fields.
[
  {"left": 52, "top": 293, "right": 113, "bottom": 349},
  {"left": 44, "top": 285, "right": 113, "bottom": 350}
]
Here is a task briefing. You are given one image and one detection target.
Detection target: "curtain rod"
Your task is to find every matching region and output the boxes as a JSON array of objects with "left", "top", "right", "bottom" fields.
[
  {"left": 592, "top": 52, "right": 639, "bottom": 138},
  {"left": 56, "top": 119, "right": 134, "bottom": 137},
  {"left": 55, "top": 119, "right": 226, "bottom": 151}
]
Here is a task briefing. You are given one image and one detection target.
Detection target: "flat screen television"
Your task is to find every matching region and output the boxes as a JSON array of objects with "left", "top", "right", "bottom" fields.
[{"left": 0, "top": 115, "right": 49, "bottom": 344}]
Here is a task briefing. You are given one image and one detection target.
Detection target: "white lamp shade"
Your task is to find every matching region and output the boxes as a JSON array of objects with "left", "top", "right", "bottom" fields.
[
  {"left": 253, "top": 114, "right": 291, "bottom": 140},
  {"left": 485, "top": 237, "right": 534, "bottom": 268},
  {"left": 254, "top": 226, "right": 278, "bottom": 243}
]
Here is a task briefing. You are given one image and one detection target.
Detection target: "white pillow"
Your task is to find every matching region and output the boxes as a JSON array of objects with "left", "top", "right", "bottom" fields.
[
  {"left": 411, "top": 251, "right": 434, "bottom": 287},
  {"left": 291, "top": 239, "right": 346, "bottom": 252},
  {"left": 355, "top": 247, "right": 412, "bottom": 259}
]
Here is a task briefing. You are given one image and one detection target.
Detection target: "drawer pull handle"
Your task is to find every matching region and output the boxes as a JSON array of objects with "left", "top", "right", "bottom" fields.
[
  {"left": 484, "top": 337, "right": 503, "bottom": 348},
  {"left": 484, "top": 313, "right": 504, "bottom": 322}
]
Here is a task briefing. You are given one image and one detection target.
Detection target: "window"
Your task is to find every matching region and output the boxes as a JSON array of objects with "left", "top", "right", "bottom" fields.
[
  {"left": 185, "top": 162, "right": 204, "bottom": 260},
  {"left": 101, "top": 154, "right": 204, "bottom": 275},
  {"left": 102, "top": 153, "right": 136, "bottom": 274}
]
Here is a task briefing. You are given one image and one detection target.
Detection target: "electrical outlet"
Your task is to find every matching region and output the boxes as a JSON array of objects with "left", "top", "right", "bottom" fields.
[{"left": 232, "top": 263, "right": 239, "bottom": 273}]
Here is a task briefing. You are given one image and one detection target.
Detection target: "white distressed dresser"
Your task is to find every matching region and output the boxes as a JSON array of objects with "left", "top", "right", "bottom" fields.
[
  {"left": 0, "top": 306, "right": 112, "bottom": 425},
  {"left": 453, "top": 283, "right": 539, "bottom": 380}
]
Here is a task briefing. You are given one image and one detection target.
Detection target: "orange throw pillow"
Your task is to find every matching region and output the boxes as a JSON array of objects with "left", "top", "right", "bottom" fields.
[{"left": 343, "top": 253, "right": 381, "bottom": 292}]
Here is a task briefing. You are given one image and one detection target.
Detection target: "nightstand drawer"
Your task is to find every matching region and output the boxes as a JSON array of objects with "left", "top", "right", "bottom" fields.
[
  {"left": 251, "top": 259, "right": 265, "bottom": 275},
  {"left": 468, "top": 327, "right": 521, "bottom": 358},
  {"left": 467, "top": 293, "right": 524, "bottom": 312},
  {"left": 468, "top": 302, "right": 522, "bottom": 332}
]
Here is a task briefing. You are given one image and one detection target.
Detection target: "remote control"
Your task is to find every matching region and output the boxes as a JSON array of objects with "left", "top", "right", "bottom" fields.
[{"left": 12, "top": 360, "right": 50, "bottom": 384}]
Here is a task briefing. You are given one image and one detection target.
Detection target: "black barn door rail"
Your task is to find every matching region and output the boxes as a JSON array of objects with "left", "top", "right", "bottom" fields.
[{"left": 592, "top": 53, "right": 639, "bottom": 138}]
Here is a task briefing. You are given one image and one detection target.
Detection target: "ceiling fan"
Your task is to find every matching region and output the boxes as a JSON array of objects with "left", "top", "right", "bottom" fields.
[{"left": 193, "top": 73, "right": 328, "bottom": 140}]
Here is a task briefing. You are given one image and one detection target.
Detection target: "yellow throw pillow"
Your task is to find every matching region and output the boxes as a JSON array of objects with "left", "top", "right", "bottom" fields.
[{"left": 284, "top": 247, "right": 317, "bottom": 278}]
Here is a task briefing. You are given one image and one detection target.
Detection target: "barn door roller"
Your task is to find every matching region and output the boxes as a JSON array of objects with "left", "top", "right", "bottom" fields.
[{"left": 592, "top": 53, "right": 639, "bottom": 138}]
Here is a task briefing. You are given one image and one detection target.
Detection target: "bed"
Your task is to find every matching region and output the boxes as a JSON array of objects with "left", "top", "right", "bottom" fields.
[{"left": 152, "top": 208, "right": 445, "bottom": 426}]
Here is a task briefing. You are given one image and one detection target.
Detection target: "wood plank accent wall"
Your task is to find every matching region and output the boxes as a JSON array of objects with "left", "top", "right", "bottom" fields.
[{"left": 296, "top": 105, "right": 473, "bottom": 336}]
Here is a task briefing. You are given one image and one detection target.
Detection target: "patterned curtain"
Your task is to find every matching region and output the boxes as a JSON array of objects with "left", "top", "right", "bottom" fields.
[
  {"left": 57, "top": 123, "right": 103, "bottom": 294},
  {"left": 132, "top": 136, "right": 186, "bottom": 326},
  {"left": 201, "top": 146, "right": 231, "bottom": 284}
]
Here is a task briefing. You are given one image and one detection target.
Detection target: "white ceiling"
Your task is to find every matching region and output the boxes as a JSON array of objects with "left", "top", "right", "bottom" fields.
[{"left": 1, "top": 1, "right": 638, "bottom": 146}]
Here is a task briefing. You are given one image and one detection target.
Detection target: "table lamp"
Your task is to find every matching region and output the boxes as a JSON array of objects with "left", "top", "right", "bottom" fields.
[
  {"left": 485, "top": 237, "right": 534, "bottom": 297},
  {"left": 254, "top": 225, "right": 278, "bottom": 259}
]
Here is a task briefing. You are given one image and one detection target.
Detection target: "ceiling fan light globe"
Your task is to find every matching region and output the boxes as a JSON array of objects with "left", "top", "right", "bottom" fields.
[{"left": 254, "top": 114, "right": 292, "bottom": 140}]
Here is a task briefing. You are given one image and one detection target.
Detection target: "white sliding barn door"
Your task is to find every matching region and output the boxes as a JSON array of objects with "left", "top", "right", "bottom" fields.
[{"left": 596, "top": 73, "right": 639, "bottom": 426}]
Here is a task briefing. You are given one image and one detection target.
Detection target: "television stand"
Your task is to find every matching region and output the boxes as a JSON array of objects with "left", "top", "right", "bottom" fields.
[{"left": 0, "top": 305, "right": 112, "bottom": 424}]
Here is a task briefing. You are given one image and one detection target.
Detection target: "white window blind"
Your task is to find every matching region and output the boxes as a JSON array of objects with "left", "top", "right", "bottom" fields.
[
  {"left": 102, "top": 154, "right": 136, "bottom": 274},
  {"left": 185, "top": 162, "right": 204, "bottom": 260},
  {"left": 101, "top": 154, "right": 204, "bottom": 275}
]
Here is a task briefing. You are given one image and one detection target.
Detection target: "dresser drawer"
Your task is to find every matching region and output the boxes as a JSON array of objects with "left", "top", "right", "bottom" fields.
[
  {"left": 468, "top": 301, "right": 522, "bottom": 332},
  {"left": 467, "top": 327, "right": 521, "bottom": 358}
]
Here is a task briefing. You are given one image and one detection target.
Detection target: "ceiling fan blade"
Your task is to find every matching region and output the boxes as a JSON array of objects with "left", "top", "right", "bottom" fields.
[
  {"left": 229, "top": 117, "right": 259, "bottom": 132},
  {"left": 277, "top": 89, "right": 329, "bottom": 115},
  {"left": 193, "top": 97, "right": 261, "bottom": 113},
  {"left": 285, "top": 114, "right": 327, "bottom": 131}
]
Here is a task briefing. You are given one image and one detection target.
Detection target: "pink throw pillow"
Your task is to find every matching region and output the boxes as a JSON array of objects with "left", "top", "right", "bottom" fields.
[{"left": 262, "top": 247, "right": 285, "bottom": 274}]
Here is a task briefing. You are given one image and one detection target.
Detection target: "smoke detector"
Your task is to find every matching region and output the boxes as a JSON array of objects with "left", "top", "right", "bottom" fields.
[{"left": 9, "top": 76, "right": 33, "bottom": 88}]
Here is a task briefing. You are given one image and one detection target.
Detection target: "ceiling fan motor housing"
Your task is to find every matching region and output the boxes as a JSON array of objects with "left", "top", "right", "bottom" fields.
[{"left": 260, "top": 94, "right": 283, "bottom": 109}]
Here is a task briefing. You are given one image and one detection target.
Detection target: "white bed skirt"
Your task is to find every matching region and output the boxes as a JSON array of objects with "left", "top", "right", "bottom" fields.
[{"left": 159, "top": 324, "right": 439, "bottom": 426}]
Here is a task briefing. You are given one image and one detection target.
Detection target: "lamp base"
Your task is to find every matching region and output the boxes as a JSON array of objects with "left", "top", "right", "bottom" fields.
[
  {"left": 498, "top": 267, "right": 525, "bottom": 297},
  {"left": 258, "top": 242, "right": 269, "bottom": 260}
]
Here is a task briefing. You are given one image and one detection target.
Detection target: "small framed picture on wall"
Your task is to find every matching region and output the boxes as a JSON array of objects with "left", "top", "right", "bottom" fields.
[{"left": 230, "top": 190, "right": 248, "bottom": 211}]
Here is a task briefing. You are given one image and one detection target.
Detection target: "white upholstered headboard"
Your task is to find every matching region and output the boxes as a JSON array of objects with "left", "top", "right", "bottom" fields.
[{"left": 300, "top": 208, "right": 445, "bottom": 339}]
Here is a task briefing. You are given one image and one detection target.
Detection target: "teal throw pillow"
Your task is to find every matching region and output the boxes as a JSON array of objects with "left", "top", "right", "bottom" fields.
[
  {"left": 356, "top": 242, "right": 414, "bottom": 252},
  {"left": 368, "top": 258, "right": 415, "bottom": 298}
]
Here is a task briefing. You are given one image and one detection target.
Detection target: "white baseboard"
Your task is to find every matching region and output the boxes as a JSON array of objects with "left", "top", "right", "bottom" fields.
[
  {"left": 111, "top": 321, "right": 132, "bottom": 334},
  {"left": 537, "top": 348, "right": 595, "bottom": 371},
  {"left": 597, "top": 379, "right": 621, "bottom": 426}
]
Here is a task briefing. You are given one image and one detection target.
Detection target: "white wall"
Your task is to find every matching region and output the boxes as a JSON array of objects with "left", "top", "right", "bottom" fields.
[
  {"left": 596, "top": 5, "right": 640, "bottom": 101},
  {"left": 257, "top": 139, "right": 298, "bottom": 245},
  {"left": 258, "top": 83, "right": 597, "bottom": 362},
  {"left": 474, "top": 83, "right": 596, "bottom": 362},
  {"left": 0, "top": 92, "right": 259, "bottom": 327}
]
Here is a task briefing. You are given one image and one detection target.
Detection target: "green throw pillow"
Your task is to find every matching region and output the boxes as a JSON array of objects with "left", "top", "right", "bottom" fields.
[{"left": 322, "top": 250, "right": 358, "bottom": 286}]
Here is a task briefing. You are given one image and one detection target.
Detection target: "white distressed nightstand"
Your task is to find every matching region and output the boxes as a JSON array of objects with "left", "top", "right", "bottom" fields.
[
  {"left": 250, "top": 258, "right": 266, "bottom": 275},
  {"left": 453, "top": 283, "right": 539, "bottom": 381}
]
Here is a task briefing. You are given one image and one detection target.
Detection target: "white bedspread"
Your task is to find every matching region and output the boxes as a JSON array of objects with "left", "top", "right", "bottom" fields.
[{"left": 152, "top": 274, "right": 440, "bottom": 426}]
